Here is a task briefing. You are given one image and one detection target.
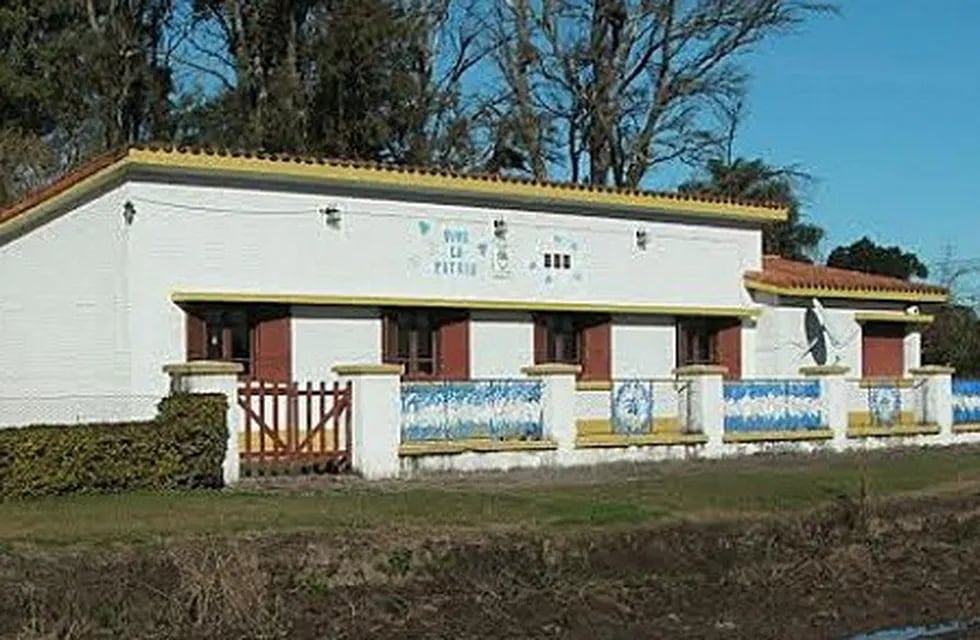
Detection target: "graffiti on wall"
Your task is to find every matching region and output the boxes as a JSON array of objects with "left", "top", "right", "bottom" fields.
[
  {"left": 409, "top": 218, "right": 586, "bottom": 285},
  {"left": 723, "top": 380, "right": 823, "bottom": 432},
  {"left": 401, "top": 380, "right": 544, "bottom": 441},
  {"left": 953, "top": 380, "right": 980, "bottom": 425},
  {"left": 530, "top": 233, "right": 583, "bottom": 286}
]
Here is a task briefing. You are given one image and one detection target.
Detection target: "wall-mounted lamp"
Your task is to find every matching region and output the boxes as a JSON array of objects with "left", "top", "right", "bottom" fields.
[
  {"left": 635, "top": 229, "right": 648, "bottom": 250},
  {"left": 320, "top": 205, "right": 342, "bottom": 228},
  {"left": 122, "top": 200, "right": 136, "bottom": 226},
  {"left": 493, "top": 218, "right": 508, "bottom": 239}
]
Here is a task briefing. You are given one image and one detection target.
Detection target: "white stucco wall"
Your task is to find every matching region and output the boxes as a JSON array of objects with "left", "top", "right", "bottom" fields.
[
  {"left": 469, "top": 311, "right": 533, "bottom": 378},
  {"left": 117, "top": 179, "right": 763, "bottom": 399},
  {"left": 0, "top": 185, "right": 161, "bottom": 425},
  {"left": 754, "top": 304, "right": 863, "bottom": 377},
  {"left": 127, "top": 180, "right": 761, "bottom": 308},
  {"left": 292, "top": 306, "right": 381, "bottom": 383},
  {"left": 610, "top": 315, "right": 676, "bottom": 377},
  {"left": 0, "top": 174, "right": 762, "bottom": 426}
]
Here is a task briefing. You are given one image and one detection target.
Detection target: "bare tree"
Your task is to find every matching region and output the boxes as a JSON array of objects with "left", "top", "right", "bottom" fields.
[{"left": 488, "top": 0, "right": 834, "bottom": 187}]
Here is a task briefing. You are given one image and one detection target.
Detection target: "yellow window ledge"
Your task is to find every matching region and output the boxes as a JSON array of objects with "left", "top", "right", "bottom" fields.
[
  {"left": 953, "top": 424, "right": 980, "bottom": 434},
  {"left": 723, "top": 429, "right": 833, "bottom": 443},
  {"left": 575, "top": 433, "right": 707, "bottom": 448},
  {"left": 847, "top": 424, "right": 940, "bottom": 438},
  {"left": 399, "top": 439, "right": 558, "bottom": 456},
  {"left": 576, "top": 380, "right": 613, "bottom": 392}
]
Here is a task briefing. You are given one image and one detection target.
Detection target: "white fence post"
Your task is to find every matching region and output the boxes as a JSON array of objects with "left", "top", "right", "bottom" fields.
[
  {"left": 332, "top": 364, "right": 403, "bottom": 480},
  {"left": 162, "top": 361, "right": 244, "bottom": 486},
  {"left": 673, "top": 365, "right": 726, "bottom": 454},
  {"left": 910, "top": 365, "right": 955, "bottom": 440},
  {"left": 522, "top": 364, "right": 580, "bottom": 454},
  {"left": 800, "top": 365, "right": 850, "bottom": 449}
]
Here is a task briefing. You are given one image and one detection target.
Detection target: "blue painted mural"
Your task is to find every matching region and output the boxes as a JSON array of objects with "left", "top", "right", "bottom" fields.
[
  {"left": 866, "top": 384, "right": 902, "bottom": 427},
  {"left": 953, "top": 380, "right": 980, "bottom": 425},
  {"left": 723, "top": 380, "right": 823, "bottom": 432},
  {"left": 401, "top": 380, "right": 544, "bottom": 442},
  {"left": 611, "top": 380, "right": 654, "bottom": 434}
]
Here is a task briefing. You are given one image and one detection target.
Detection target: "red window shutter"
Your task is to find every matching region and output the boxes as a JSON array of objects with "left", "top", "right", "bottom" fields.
[
  {"left": 438, "top": 313, "right": 470, "bottom": 380},
  {"left": 533, "top": 315, "right": 548, "bottom": 364},
  {"left": 717, "top": 320, "right": 742, "bottom": 380},
  {"left": 253, "top": 315, "right": 292, "bottom": 382},
  {"left": 580, "top": 318, "right": 611, "bottom": 381},
  {"left": 862, "top": 323, "right": 904, "bottom": 377},
  {"left": 186, "top": 312, "right": 206, "bottom": 361}
]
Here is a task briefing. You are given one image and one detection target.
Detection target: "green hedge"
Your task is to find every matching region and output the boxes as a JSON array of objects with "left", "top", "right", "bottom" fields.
[{"left": 0, "top": 394, "right": 228, "bottom": 499}]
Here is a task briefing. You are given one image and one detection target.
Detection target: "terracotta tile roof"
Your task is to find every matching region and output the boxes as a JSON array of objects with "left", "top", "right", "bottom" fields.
[
  {"left": 0, "top": 148, "right": 128, "bottom": 226},
  {"left": 129, "top": 143, "right": 788, "bottom": 209},
  {"left": 0, "top": 143, "right": 786, "bottom": 228},
  {"left": 745, "top": 256, "right": 947, "bottom": 300}
]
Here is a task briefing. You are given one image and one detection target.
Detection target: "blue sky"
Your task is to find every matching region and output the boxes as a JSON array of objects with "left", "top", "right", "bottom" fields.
[{"left": 656, "top": 2, "right": 979, "bottom": 275}]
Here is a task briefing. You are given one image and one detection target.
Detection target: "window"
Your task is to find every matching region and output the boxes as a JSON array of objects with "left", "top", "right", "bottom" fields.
[
  {"left": 676, "top": 317, "right": 741, "bottom": 379},
  {"left": 542, "top": 253, "right": 572, "bottom": 270},
  {"left": 383, "top": 309, "right": 469, "bottom": 380},
  {"left": 677, "top": 318, "right": 720, "bottom": 366},
  {"left": 534, "top": 313, "right": 610, "bottom": 380},
  {"left": 185, "top": 305, "right": 291, "bottom": 381}
]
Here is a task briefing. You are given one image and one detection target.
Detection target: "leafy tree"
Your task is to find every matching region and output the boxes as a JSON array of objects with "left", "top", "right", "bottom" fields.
[
  {"left": 922, "top": 304, "right": 980, "bottom": 377},
  {"left": 185, "top": 0, "right": 490, "bottom": 166},
  {"left": 678, "top": 157, "right": 824, "bottom": 262},
  {"left": 826, "top": 237, "right": 929, "bottom": 280},
  {"left": 0, "top": 0, "right": 177, "bottom": 204}
]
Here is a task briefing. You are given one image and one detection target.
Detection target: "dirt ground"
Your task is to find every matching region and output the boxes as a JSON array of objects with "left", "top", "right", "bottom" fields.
[{"left": 4, "top": 487, "right": 980, "bottom": 639}]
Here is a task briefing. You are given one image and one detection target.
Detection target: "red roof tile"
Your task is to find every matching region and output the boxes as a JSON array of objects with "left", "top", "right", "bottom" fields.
[
  {"left": 745, "top": 256, "right": 947, "bottom": 299},
  {"left": 0, "top": 148, "right": 128, "bottom": 226}
]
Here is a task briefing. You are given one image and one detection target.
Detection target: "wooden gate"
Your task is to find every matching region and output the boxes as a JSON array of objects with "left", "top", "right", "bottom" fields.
[{"left": 237, "top": 380, "right": 352, "bottom": 472}]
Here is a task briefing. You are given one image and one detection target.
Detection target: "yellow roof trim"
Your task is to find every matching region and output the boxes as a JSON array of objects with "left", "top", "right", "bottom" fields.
[
  {"left": 127, "top": 148, "right": 786, "bottom": 222},
  {"left": 171, "top": 290, "right": 761, "bottom": 318},
  {"left": 744, "top": 278, "right": 948, "bottom": 303},
  {"left": 854, "top": 312, "right": 934, "bottom": 324}
]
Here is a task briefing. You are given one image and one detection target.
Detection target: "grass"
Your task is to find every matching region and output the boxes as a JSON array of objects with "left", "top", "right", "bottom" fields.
[{"left": 3, "top": 445, "right": 980, "bottom": 546}]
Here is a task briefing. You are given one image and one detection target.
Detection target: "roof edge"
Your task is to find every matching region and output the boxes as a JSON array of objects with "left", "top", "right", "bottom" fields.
[
  {"left": 0, "top": 146, "right": 789, "bottom": 236},
  {"left": 744, "top": 277, "right": 949, "bottom": 303}
]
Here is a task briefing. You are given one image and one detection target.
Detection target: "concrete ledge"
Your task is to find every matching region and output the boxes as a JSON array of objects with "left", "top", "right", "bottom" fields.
[
  {"left": 332, "top": 364, "right": 404, "bottom": 376},
  {"left": 909, "top": 365, "right": 956, "bottom": 375},
  {"left": 858, "top": 377, "right": 915, "bottom": 388},
  {"left": 855, "top": 311, "right": 934, "bottom": 324},
  {"left": 673, "top": 364, "right": 727, "bottom": 376},
  {"left": 522, "top": 363, "right": 582, "bottom": 376},
  {"left": 576, "top": 380, "right": 612, "bottom": 392},
  {"left": 847, "top": 424, "right": 941, "bottom": 438},
  {"left": 162, "top": 360, "right": 244, "bottom": 376},
  {"left": 953, "top": 424, "right": 980, "bottom": 434},
  {"left": 723, "top": 429, "right": 833, "bottom": 443},
  {"left": 575, "top": 433, "right": 707, "bottom": 448},
  {"left": 799, "top": 365, "right": 850, "bottom": 376},
  {"left": 848, "top": 411, "right": 917, "bottom": 428},
  {"left": 399, "top": 439, "right": 558, "bottom": 456},
  {"left": 576, "top": 417, "right": 681, "bottom": 436}
]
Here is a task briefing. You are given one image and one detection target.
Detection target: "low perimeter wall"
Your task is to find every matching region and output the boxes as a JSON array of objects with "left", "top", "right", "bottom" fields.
[{"left": 323, "top": 363, "right": 980, "bottom": 479}]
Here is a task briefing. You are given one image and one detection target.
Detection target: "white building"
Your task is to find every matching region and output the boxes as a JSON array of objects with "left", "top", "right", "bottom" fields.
[{"left": 0, "top": 145, "right": 947, "bottom": 427}]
